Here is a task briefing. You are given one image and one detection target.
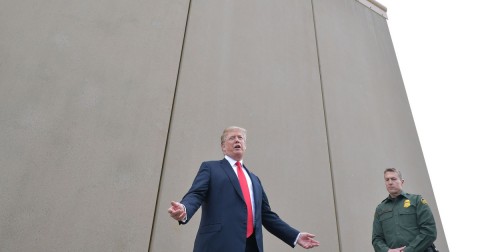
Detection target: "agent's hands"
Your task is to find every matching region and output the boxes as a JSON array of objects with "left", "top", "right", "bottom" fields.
[
  {"left": 388, "top": 247, "right": 406, "bottom": 252},
  {"left": 297, "top": 232, "right": 320, "bottom": 249},
  {"left": 168, "top": 201, "right": 186, "bottom": 221}
]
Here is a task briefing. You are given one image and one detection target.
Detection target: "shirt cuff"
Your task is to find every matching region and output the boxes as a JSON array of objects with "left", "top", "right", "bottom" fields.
[
  {"left": 180, "top": 204, "right": 187, "bottom": 223},
  {"left": 293, "top": 233, "right": 301, "bottom": 246}
]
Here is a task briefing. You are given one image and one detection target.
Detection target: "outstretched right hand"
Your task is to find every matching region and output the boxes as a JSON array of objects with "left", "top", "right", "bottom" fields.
[{"left": 168, "top": 201, "right": 186, "bottom": 221}]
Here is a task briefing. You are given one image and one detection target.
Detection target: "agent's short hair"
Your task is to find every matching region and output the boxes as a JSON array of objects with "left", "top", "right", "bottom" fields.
[
  {"left": 221, "top": 126, "right": 247, "bottom": 145},
  {"left": 384, "top": 168, "right": 403, "bottom": 180}
]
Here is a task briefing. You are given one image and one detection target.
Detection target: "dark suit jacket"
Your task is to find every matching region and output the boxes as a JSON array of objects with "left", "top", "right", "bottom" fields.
[{"left": 180, "top": 159, "right": 299, "bottom": 252}]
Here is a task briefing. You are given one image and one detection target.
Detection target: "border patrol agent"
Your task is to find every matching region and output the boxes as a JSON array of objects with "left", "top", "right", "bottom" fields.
[{"left": 372, "top": 168, "right": 437, "bottom": 252}]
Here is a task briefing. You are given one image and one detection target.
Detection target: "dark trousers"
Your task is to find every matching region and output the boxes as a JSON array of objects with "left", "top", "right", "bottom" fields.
[{"left": 245, "top": 233, "right": 259, "bottom": 252}]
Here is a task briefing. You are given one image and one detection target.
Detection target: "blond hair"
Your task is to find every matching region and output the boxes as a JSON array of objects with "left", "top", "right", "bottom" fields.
[{"left": 221, "top": 126, "right": 247, "bottom": 145}]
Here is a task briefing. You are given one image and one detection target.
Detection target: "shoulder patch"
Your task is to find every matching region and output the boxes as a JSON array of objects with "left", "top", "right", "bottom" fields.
[{"left": 421, "top": 198, "right": 428, "bottom": 205}]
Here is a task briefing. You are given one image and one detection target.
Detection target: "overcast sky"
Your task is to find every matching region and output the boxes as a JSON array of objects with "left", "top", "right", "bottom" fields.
[{"left": 379, "top": 0, "right": 480, "bottom": 251}]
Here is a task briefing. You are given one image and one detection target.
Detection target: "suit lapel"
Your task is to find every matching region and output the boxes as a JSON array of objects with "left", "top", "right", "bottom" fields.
[
  {"left": 223, "top": 159, "right": 262, "bottom": 222},
  {"left": 244, "top": 166, "right": 262, "bottom": 221},
  {"left": 221, "top": 159, "right": 244, "bottom": 201}
]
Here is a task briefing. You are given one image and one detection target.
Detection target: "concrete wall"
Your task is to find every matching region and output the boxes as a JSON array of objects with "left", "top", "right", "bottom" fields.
[
  {"left": 0, "top": 0, "right": 448, "bottom": 251},
  {"left": 313, "top": 0, "right": 447, "bottom": 250},
  {"left": 0, "top": 0, "right": 189, "bottom": 251}
]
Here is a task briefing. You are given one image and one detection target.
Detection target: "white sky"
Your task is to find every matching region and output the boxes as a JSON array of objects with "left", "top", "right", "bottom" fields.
[{"left": 379, "top": 0, "right": 480, "bottom": 251}]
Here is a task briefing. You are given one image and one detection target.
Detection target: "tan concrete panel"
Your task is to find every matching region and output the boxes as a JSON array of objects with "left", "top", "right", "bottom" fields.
[
  {"left": 313, "top": 0, "right": 447, "bottom": 251},
  {"left": 0, "top": 0, "right": 189, "bottom": 251},
  {"left": 153, "top": 0, "right": 339, "bottom": 251}
]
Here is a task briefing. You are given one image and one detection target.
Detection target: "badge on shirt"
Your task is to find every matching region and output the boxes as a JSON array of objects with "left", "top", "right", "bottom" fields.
[
  {"left": 404, "top": 199, "right": 411, "bottom": 208},
  {"left": 421, "top": 198, "right": 428, "bottom": 205}
]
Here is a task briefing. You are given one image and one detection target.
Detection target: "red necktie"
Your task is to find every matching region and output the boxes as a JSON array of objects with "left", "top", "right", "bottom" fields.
[{"left": 235, "top": 161, "right": 253, "bottom": 237}]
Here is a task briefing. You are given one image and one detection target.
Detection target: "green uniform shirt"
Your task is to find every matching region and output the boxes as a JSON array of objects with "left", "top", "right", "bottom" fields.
[{"left": 372, "top": 191, "right": 437, "bottom": 252}]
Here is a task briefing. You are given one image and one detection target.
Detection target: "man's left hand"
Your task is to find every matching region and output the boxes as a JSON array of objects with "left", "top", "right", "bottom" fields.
[{"left": 297, "top": 232, "right": 320, "bottom": 249}]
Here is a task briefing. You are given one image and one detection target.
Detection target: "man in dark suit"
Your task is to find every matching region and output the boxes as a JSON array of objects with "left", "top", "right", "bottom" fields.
[{"left": 168, "top": 126, "right": 320, "bottom": 252}]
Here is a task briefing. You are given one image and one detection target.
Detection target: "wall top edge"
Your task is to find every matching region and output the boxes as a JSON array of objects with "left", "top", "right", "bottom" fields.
[{"left": 357, "top": 0, "right": 388, "bottom": 19}]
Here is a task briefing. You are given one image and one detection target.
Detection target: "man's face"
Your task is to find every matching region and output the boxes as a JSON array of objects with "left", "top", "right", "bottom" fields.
[
  {"left": 221, "top": 129, "right": 246, "bottom": 161},
  {"left": 384, "top": 171, "right": 404, "bottom": 197}
]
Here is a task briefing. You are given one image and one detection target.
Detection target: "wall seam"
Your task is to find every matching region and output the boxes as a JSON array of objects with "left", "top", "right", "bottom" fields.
[
  {"left": 310, "top": 0, "right": 343, "bottom": 251},
  {"left": 148, "top": 0, "right": 193, "bottom": 251}
]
